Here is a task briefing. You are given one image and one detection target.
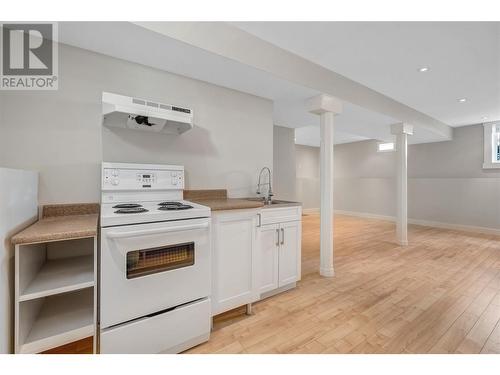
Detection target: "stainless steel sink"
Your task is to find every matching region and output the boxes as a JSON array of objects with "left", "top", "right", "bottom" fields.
[
  {"left": 244, "top": 198, "right": 301, "bottom": 207},
  {"left": 267, "top": 200, "right": 295, "bottom": 205}
]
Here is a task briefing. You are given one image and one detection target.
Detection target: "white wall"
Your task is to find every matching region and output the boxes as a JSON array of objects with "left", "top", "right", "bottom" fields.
[
  {"left": 334, "top": 139, "right": 397, "bottom": 216},
  {"left": 407, "top": 125, "right": 500, "bottom": 229},
  {"left": 296, "top": 144, "right": 320, "bottom": 209},
  {"left": 296, "top": 141, "right": 396, "bottom": 212},
  {"left": 0, "top": 43, "right": 273, "bottom": 203},
  {"left": 273, "top": 126, "right": 296, "bottom": 201},
  {"left": 295, "top": 124, "right": 500, "bottom": 231}
]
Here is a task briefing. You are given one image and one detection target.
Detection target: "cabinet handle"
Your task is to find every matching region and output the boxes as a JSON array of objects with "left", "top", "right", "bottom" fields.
[
  {"left": 281, "top": 228, "right": 285, "bottom": 245},
  {"left": 257, "top": 213, "right": 262, "bottom": 227},
  {"left": 276, "top": 229, "right": 280, "bottom": 247}
]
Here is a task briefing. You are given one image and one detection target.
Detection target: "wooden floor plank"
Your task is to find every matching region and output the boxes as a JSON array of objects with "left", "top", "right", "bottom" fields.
[
  {"left": 481, "top": 320, "right": 500, "bottom": 354},
  {"left": 429, "top": 274, "right": 500, "bottom": 353},
  {"left": 188, "top": 214, "right": 500, "bottom": 354},
  {"left": 455, "top": 291, "right": 500, "bottom": 353},
  {"left": 50, "top": 214, "right": 500, "bottom": 354}
]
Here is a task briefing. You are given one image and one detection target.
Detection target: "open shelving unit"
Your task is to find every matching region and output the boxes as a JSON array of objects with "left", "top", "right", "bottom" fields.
[
  {"left": 14, "top": 236, "right": 97, "bottom": 354},
  {"left": 19, "top": 255, "right": 94, "bottom": 301},
  {"left": 19, "top": 288, "right": 94, "bottom": 354}
]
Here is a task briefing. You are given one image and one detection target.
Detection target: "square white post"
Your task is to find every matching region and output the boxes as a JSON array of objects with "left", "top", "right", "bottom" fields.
[
  {"left": 391, "top": 122, "right": 413, "bottom": 246},
  {"left": 307, "top": 95, "right": 343, "bottom": 277}
]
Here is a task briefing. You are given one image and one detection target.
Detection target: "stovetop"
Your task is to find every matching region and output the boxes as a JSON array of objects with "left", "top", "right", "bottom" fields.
[
  {"left": 111, "top": 201, "right": 194, "bottom": 213},
  {"left": 101, "top": 200, "right": 210, "bottom": 227}
]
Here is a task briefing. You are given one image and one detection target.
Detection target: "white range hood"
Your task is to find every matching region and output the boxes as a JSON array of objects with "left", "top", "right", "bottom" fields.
[{"left": 102, "top": 92, "right": 194, "bottom": 134}]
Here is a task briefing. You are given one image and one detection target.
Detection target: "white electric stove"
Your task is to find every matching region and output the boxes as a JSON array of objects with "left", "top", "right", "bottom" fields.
[
  {"left": 101, "top": 199, "right": 211, "bottom": 227},
  {"left": 99, "top": 162, "right": 212, "bottom": 354}
]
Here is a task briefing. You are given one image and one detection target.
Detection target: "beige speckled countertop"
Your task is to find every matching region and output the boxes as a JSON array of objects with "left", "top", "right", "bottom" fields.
[
  {"left": 185, "top": 189, "right": 264, "bottom": 211},
  {"left": 11, "top": 203, "right": 99, "bottom": 245}
]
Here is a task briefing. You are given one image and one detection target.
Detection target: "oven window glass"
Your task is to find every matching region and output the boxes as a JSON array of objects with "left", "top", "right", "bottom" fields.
[{"left": 126, "top": 242, "right": 195, "bottom": 279}]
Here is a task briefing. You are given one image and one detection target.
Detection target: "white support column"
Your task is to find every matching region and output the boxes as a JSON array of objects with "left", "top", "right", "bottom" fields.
[
  {"left": 391, "top": 123, "right": 413, "bottom": 246},
  {"left": 307, "top": 95, "right": 343, "bottom": 277}
]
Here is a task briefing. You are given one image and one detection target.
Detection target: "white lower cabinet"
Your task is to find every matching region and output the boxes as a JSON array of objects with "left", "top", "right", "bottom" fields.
[
  {"left": 210, "top": 206, "right": 302, "bottom": 315},
  {"left": 278, "top": 220, "right": 301, "bottom": 286},
  {"left": 258, "top": 224, "right": 280, "bottom": 294},
  {"left": 211, "top": 209, "right": 259, "bottom": 316},
  {"left": 258, "top": 206, "right": 302, "bottom": 297}
]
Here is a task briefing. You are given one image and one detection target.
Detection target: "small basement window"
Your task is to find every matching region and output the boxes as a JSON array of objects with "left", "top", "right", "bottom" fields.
[
  {"left": 494, "top": 125, "right": 500, "bottom": 162},
  {"left": 377, "top": 142, "right": 395, "bottom": 152},
  {"left": 483, "top": 122, "right": 500, "bottom": 169}
]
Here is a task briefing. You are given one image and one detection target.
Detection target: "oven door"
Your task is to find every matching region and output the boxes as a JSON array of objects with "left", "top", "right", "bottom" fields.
[{"left": 100, "top": 217, "right": 211, "bottom": 328}]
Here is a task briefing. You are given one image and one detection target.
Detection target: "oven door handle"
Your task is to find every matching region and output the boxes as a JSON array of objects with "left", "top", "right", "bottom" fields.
[{"left": 106, "top": 222, "right": 209, "bottom": 239}]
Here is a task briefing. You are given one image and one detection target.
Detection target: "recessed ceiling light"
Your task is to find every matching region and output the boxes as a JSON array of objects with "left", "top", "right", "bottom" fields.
[
  {"left": 482, "top": 116, "right": 488, "bottom": 120},
  {"left": 458, "top": 98, "right": 467, "bottom": 103},
  {"left": 418, "top": 67, "right": 430, "bottom": 72}
]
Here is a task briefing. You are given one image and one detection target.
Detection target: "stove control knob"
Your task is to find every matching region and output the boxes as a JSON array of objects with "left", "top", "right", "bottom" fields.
[
  {"left": 112, "top": 169, "right": 119, "bottom": 177},
  {"left": 171, "top": 178, "right": 178, "bottom": 185},
  {"left": 111, "top": 178, "right": 119, "bottom": 186}
]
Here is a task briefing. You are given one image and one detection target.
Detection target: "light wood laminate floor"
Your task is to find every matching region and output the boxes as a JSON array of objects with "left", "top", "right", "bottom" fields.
[{"left": 187, "top": 214, "right": 500, "bottom": 354}]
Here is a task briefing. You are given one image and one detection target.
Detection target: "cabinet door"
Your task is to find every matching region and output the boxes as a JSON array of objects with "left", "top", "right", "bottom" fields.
[
  {"left": 278, "top": 221, "right": 301, "bottom": 287},
  {"left": 211, "top": 211, "right": 258, "bottom": 316},
  {"left": 258, "top": 224, "right": 279, "bottom": 295}
]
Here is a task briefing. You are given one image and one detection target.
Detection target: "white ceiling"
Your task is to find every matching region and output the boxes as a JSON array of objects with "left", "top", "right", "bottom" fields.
[
  {"left": 272, "top": 93, "right": 442, "bottom": 145},
  {"left": 56, "top": 22, "right": 487, "bottom": 147},
  {"left": 57, "top": 22, "right": 405, "bottom": 145},
  {"left": 233, "top": 22, "right": 500, "bottom": 127}
]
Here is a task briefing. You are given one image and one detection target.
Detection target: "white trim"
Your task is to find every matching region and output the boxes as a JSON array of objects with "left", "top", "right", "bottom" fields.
[
  {"left": 333, "top": 209, "right": 500, "bottom": 236},
  {"left": 318, "top": 110, "right": 336, "bottom": 278},
  {"left": 483, "top": 162, "right": 500, "bottom": 169},
  {"left": 391, "top": 122, "right": 414, "bottom": 136},
  {"left": 407, "top": 218, "right": 500, "bottom": 236},
  {"left": 302, "top": 208, "right": 320, "bottom": 214},
  {"left": 334, "top": 210, "right": 395, "bottom": 222},
  {"left": 483, "top": 122, "right": 500, "bottom": 169},
  {"left": 320, "top": 267, "right": 335, "bottom": 277},
  {"left": 306, "top": 94, "right": 343, "bottom": 115},
  {"left": 393, "top": 129, "right": 410, "bottom": 246}
]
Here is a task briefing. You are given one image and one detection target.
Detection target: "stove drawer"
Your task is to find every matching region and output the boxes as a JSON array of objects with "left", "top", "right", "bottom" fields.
[{"left": 100, "top": 298, "right": 210, "bottom": 354}]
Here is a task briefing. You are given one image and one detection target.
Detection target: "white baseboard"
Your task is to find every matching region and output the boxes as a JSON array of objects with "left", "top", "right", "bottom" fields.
[
  {"left": 334, "top": 210, "right": 395, "bottom": 222},
  {"left": 407, "top": 218, "right": 500, "bottom": 236},
  {"left": 332, "top": 209, "right": 500, "bottom": 236}
]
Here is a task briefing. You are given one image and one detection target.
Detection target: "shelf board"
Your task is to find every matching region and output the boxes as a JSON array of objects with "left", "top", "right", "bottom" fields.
[
  {"left": 20, "top": 255, "right": 94, "bottom": 301},
  {"left": 20, "top": 288, "right": 94, "bottom": 354}
]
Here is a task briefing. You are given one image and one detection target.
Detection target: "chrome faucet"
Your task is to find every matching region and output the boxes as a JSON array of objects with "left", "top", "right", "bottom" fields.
[{"left": 257, "top": 167, "right": 273, "bottom": 204}]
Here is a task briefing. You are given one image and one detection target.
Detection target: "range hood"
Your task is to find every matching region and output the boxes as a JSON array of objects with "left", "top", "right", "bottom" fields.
[{"left": 102, "top": 92, "right": 194, "bottom": 134}]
